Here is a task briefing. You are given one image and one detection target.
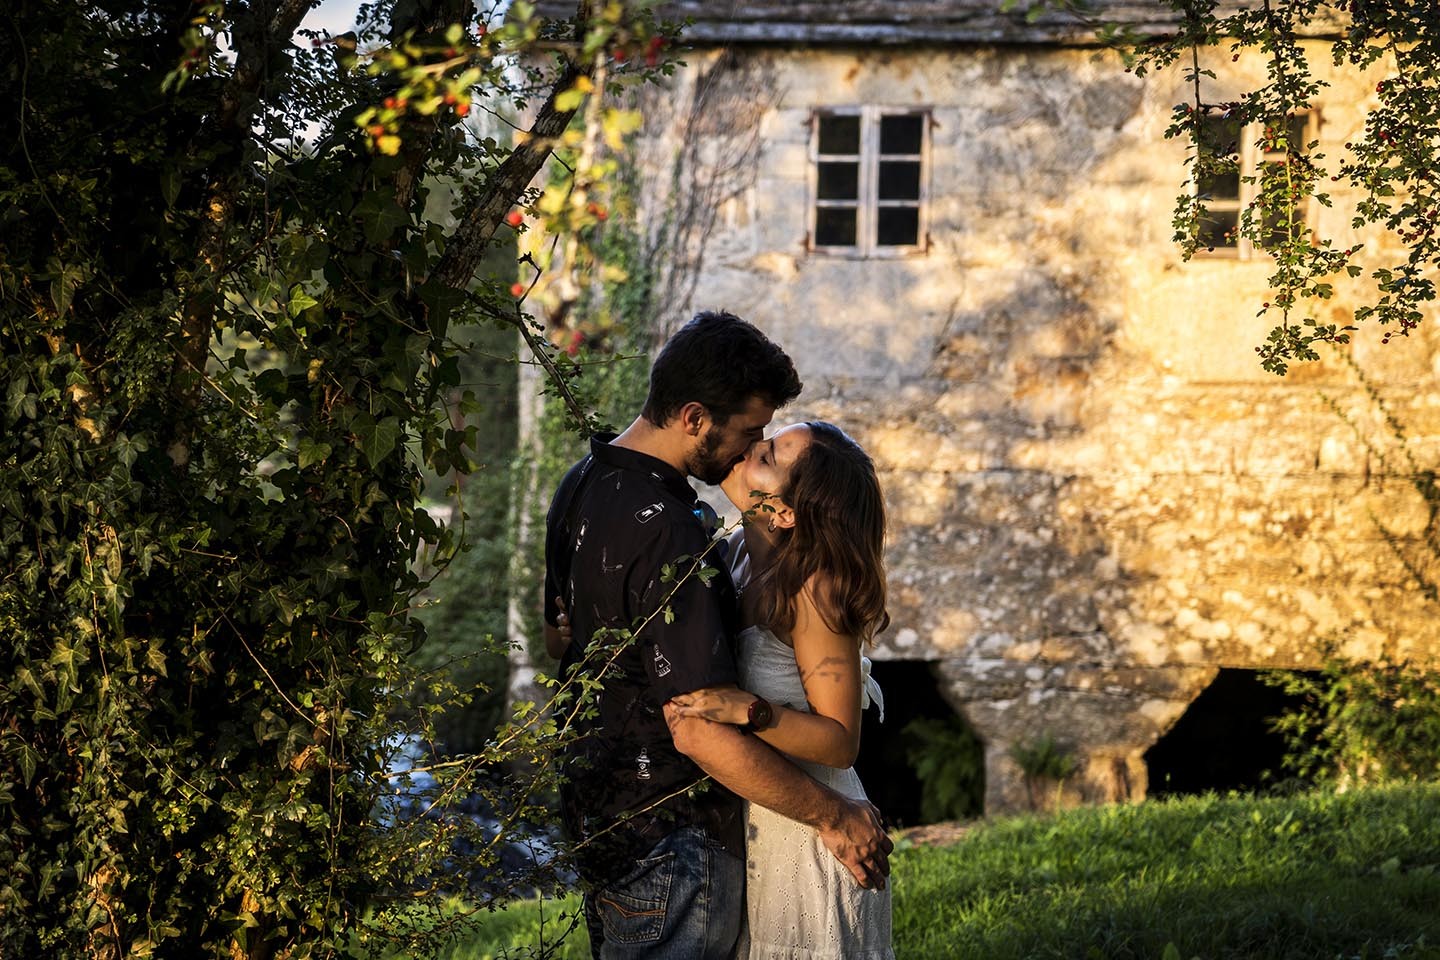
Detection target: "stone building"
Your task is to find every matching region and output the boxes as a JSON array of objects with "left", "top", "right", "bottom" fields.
[{"left": 532, "top": 1, "right": 1440, "bottom": 814}]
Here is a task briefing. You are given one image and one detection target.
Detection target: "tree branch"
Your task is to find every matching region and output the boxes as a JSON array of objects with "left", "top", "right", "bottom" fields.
[
  {"left": 431, "top": 1, "right": 595, "bottom": 291},
  {"left": 171, "top": 0, "right": 320, "bottom": 422}
]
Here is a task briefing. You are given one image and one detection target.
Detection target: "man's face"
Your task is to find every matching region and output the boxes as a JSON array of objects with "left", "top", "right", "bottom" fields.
[{"left": 686, "top": 395, "right": 776, "bottom": 485}]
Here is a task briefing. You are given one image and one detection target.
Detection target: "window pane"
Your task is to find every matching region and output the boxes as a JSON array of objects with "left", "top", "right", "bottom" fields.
[
  {"left": 1199, "top": 168, "right": 1239, "bottom": 200},
  {"left": 876, "top": 206, "right": 919, "bottom": 246},
  {"left": 815, "top": 206, "right": 857, "bottom": 246},
  {"left": 1198, "top": 115, "right": 1242, "bottom": 201},
  {"left": 817, "top": 115, "right": 860, "bottom": 155},
  {"left": 1197, "top": 207, "right": 1238, "bottom": 249},
  {"left": 817, "top": 161, "right": 859, "bottom": 200},
  {"left": 880, "top": 114, "right": 924, "bottom": 154},
  {"left": 878, "top": 161, "right": 921, "bottom": 201},
  {"left": 1288, "top": 114, "right": 1310, "bottom": 153}
]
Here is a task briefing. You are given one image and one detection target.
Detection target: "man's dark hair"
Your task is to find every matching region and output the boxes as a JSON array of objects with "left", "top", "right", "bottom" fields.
[{"left": 641, "top": 310, "right": 802, "bottom": 427}]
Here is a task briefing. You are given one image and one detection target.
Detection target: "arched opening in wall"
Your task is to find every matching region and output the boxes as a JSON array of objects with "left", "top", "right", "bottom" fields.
[
  {"left": 1144, "top": 668, "right": 1313, "bottom": 797},
  {"left": 854, "top": 661, "right": 984, "bottom": 826}
]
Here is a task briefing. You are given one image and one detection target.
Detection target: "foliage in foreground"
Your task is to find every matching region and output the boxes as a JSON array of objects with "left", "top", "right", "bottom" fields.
[
  {"left": 0, "top": 0, "right": 669, "bottom": 955},
  {"left": 435, "top": 785, "right": 1440, "bottom": 959}
]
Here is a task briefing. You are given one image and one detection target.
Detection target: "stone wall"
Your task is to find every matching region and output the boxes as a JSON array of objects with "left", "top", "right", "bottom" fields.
[{"left": 630, "top": 44, "right": 1440, "bottom": 813}]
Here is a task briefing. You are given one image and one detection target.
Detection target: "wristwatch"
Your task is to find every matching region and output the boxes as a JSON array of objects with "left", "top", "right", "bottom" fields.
[{"left": 743, "top": 696, "right": 774, "bottom": 732}]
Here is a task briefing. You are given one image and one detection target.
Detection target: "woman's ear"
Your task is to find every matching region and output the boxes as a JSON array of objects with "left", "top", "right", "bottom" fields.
[
  {"left": 772, "top": 501, "right": 797, "bottom": 531},
  {"left": 677, "top": 401, "right": 708, "bottom": 437}
]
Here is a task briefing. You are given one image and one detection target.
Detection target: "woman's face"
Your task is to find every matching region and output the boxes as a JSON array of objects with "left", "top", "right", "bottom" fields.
[{"left": 720, "top": 423, "right": 812, "bottom": 523}]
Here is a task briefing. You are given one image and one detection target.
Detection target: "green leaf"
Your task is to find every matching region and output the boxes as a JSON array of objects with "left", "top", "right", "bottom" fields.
[
  {"left": 297, "top": 438, "right": 333, "bottom": 469},
  {"left": 663, "top": 606, "right": 674, "bottom": 624},
  {"left": 14, "top": 665, "right": 43, "bottom": 698},
  {"left": 17, "top": 743, "right": 39, "bottom": 788},
  {"left": 354, "top": 415, "right": 402, "bottom": 468},
  {"left": 356, "top": 191, "right": 412, "bottom": 244},
  {"left": 115, "top": 433, "right": 149, "bottom": 469},
  {"left": 146, "top": 643, "right": 168, "bottom": 678},
  {"left": 49, "top": 260, "right": 83, "bottom": 316},
  {"left": 288, "top": 286, "right": 319, "bottom": 317},
  {"left": 161, "top": 167, "right": 182, "bottom": 209}
]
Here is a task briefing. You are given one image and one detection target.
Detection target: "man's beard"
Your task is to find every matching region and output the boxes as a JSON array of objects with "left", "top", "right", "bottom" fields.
[{"left": 688, "top": 426, "right": 734, "bottom": 485}]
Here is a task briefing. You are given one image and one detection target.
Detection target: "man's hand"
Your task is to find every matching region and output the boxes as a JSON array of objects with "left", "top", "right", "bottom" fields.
[
  {"left": 668, "top": 685, "right": 753, "bottom": 726},
  {"left": 543, "top": 598, "right": 571, "bottom": 660},
  {"left": 817, "top": 796, "right": 893, "bottom": 890}
]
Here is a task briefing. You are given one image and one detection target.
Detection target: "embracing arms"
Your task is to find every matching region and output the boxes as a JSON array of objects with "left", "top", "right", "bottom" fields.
[
  {"left": 663, "top": 704, "right": 890, "bottom": 889},
  {"left": 669, "top": 582, "right": 864, "bottom": 768}
]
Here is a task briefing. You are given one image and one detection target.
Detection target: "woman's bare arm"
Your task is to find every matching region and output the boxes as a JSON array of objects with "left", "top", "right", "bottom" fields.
[{"left": 669, "top": 582, "right": 862, "bottom": 767}]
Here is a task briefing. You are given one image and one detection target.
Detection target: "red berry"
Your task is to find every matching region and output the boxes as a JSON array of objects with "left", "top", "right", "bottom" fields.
[
  {"left": 505, "top": 210, "right": 524, "bottom": 227},
  {"left": 454, "top": 102, "right": 470, "bottom": 117},
  {"left": 510, "top": 282, "right": 525, "bottom": 297}
]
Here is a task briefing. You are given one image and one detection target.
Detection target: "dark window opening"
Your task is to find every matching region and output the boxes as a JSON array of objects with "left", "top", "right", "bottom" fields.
[
  {"left": 1144, "top": 668, "right": 1315, "bottom": 797},
  {"left": 877, "top": 161, "right": 921, "bottom": 201},
  {"left": 812, "top": 110, "right": 927, "bottom": 254},
  {"left": 1198, "top": 209, "right": 1239, "bottom": 250},
  {"left": 1197, "top": 114, "right": 1242, "bottom": 250},
  {"left": 817, "top": 161, "right": 859, "bottom": 200},
  {"left": 880, "top": 114, "right": 924, "bottom": 154},
  {"left": 814, "top": 207, "right": 857, "bottom": 247},
  {"left": 1195, "top": 110, "right": 1318, "bottom": 257},
  {"left": 1258, "top": 114, "right": 1315, "bottom": 250},
  {"left": 853, "top": 660, "right": 983, "bottom": 827},
  {"left": 818, "top": 114, "right": 861, "bottom": 154},
  {"left": 876, "top": 207, "right": 919, "bottom": 247}
]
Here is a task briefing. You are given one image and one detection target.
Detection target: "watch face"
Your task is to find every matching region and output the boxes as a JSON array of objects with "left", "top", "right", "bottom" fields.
[{"left": 751, "top": 699, "right": 773, "bottom": 729}]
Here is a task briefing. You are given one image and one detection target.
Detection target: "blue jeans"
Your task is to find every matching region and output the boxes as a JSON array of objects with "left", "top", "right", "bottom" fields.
[{"left": 584, "top": 825, "right": 744, "bottom": 960}]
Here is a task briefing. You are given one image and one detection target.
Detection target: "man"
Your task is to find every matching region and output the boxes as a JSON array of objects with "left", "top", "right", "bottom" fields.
[{"left": 543, "top": 311, "right": 892, "bottom": 959}]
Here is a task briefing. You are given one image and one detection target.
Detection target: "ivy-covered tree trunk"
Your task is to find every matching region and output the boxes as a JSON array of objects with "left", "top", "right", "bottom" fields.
[{"left": 0, "top": 0, "right": 658, "bottom": 954}]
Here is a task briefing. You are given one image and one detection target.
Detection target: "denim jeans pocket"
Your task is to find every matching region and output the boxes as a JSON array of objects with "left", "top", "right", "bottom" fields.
[{"left": 598, "top": 851, "right": 675, "bottom": 945}]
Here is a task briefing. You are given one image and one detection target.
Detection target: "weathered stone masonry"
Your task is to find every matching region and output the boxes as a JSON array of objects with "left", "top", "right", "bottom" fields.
[{"left": 536, "top": 1, "right": 1440, "bottom": 813}]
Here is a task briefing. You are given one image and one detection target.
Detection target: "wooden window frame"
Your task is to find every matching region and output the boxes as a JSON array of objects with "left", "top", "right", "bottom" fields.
[
  {"left": 808, "top": 107, "right": 931, "bottom": 258},
  {"left": 1196, "top": 110, "right": 1321, "bottom": 260}
]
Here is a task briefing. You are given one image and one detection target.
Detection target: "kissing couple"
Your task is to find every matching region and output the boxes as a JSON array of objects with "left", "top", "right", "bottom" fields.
[{"left": 544, "top": 310, "right": 895, "bottom": 959}]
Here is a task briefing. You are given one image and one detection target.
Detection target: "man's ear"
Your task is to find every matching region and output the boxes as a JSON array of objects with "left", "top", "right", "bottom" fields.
[{"left": 677, "top": 401, "right": 709, "bottom": 437}]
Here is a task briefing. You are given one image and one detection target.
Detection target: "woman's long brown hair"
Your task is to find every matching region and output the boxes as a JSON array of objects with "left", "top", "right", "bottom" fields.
[{"left": 749, "top": 421, "right": 890, "bottom": 644}]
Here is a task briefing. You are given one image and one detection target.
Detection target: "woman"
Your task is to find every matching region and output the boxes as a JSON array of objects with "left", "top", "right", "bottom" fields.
[{"left": 670, "top": 420, "right": 893, "bottom": 960}]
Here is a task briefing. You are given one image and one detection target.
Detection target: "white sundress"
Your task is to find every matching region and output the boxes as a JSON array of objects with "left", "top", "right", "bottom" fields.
[{"left": 730, "top": 539, "right": 894, "bottom": 959}]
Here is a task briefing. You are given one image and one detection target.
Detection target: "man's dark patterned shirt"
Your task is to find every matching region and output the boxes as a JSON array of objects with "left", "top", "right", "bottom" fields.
[{"left": 543, "top": 434, "right": 743, "bottom": 880}]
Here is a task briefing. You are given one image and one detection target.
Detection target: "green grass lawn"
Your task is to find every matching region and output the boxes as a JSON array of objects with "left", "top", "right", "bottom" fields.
[{"left": 395, "top": 784, "right": 1440, "bottom": 959}]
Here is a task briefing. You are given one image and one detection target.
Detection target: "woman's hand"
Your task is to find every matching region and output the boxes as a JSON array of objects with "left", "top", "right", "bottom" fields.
[{"left": 668, "top": 685, "right": 756, "bottom": 726}]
